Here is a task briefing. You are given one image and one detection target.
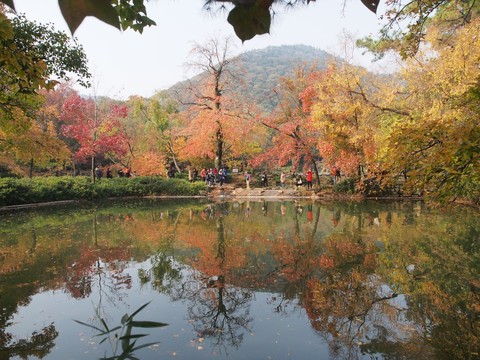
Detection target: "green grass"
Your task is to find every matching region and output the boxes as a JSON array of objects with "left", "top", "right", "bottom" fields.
[{"left": 0, "top": 176, "right": 207, "bottom": 206}]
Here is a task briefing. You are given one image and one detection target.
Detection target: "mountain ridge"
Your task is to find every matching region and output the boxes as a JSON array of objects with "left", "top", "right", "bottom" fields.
[{"left": 168, "top": 44, "right": 332, "bottom": 112}]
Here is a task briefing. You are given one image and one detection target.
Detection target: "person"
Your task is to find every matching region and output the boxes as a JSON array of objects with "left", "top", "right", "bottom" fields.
[
  {"left": 245, "top": 171, "right": 251, "bottom": 189},
  {"left": 193, "top": 168, "right": 198, "bottom": 182},
  {"left": 201, "top": 168, "right": 206, "bottom": 183},
  {"left": 335, "top": 168, "right": 341, "bottom": 183},
  {"left": 125, "top": 168, "right": 131, "bottom": 178},
  {"left": 218, "top": 168, "right": 224, "bottom": 186},
  {"left": 206, "top": 169, "right": 212, "bottom": 186},
  {"left": 262, "top": 170, "right": 268, "bottom": 187},
  {"left": 95, "top": 167, "right": 103, "bottom": 181},
  {"left": 223, "top": 164, "right": 229, "bottom": 183},
  {"left": 332, "top": 166, "right": 340, "bottom": 185},
  {"left": 296, "top": 175, "right": 303, "bottom": 187},
  {"left": 106, "top": 168, "right": 112, "bottom": 179},
  {"left": 306, "top": 170, "right": 313, "bottom": 189},
  {"left": 188, "top": 168, "right": 193, "bottom": 182},
  {"left": 117, "top": 169, "right": 124, "bottom": 177},
  {"left": 280, "top": 171, "right": 286, "bottom": 188}
]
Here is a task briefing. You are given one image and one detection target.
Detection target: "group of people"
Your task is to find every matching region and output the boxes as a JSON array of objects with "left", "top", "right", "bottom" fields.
[
  {"left": 95, "top": 167, "right": 131, "bottom": 181},
  {"left": 200, "top": 165, "right": 230, "bottom": 186},
  {"left": 295, "top": 170, "right": 314, "bottom": 189},
  {"left": 94, "top": 163, "right": 341, "bottom": 189},
  {"left": 245, "top": 169, "right": 320, "bottom": 189}
]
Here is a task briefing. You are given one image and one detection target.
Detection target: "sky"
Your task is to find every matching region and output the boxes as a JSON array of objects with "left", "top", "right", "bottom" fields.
[{"left": 13, "top": 0, "right": 389, "bottom": 99}]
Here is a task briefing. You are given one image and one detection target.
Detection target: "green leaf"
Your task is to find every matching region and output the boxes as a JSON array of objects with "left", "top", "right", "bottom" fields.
[
  {"left": 227, "top": 4, "right": 271, "bottom": 42},
  {"left": 129, "top": 321, "right": 169, "bottom": 328},
  {"left": 58, "top": 0, "right": 120, "bottom": 34}
]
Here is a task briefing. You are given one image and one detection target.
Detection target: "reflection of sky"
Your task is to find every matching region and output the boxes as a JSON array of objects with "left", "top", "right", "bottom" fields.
[{"left": 5, "top": 259, "right": 331, "bottom": 359}]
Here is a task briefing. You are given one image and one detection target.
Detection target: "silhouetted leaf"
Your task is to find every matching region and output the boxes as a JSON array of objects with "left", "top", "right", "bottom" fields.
[
  {"left": 126, "top": 301, "right": 151, "bottom": 322},
  {"left": 130, "top": 342, "right": 162, "bottom": 352},
  {"left": 119, "top": 334, "right": 148, "bottom": 340},
  {"left": 58, "top": 0, "right": 120, "bottom": 34},
  {"left": 100, "top": 317, "right": 110, "bottom": 332},
  {"left": 129, "top": 320, "right": 169, "bottom": 328},
  {"left": 361, "top": 0, "right": 379, "bottom": 13},
  {"left": 227, "top": 4, "right": 271, "bottom": 42},
  {"left": 73, "top": 320, "right": 106, "bottom": 334},
  {"left": 0, "top": 0, "right": 15, "bottom": 9}
]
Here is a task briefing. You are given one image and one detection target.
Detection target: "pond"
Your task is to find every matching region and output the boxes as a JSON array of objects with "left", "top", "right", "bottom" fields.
[{"left": 0, "top": 198, "right": 479, "bottom": 360}]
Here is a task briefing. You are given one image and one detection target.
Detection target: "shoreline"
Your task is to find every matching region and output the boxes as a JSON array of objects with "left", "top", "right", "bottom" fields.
[
  {"left": 0, "top": 186, "right": 427, "bottom": 212},
  {"left": 1, "top": 185, "right": 477, "bottom": 212}
]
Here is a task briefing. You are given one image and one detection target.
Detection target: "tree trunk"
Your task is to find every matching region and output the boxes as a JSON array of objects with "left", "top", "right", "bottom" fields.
[
  {"left": 216, "top": 124, "right": 223, "bottom": 169},
  {"left": 312, "top": 159, "right": 321, "bottom": 186},
  {"left": 168, "top": 141, "right": 182, "bottom": 173},
  {"left": 29, "top": 158, "right": 34, "bottom": 178},
  {"left": 91, "top": 156, "right": 95, "bottom": 183}
]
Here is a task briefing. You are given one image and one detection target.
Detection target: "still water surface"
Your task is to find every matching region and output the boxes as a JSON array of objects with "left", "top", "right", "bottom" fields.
[{"left": 0, "top": 199, "right": 479, "bottom": 359}]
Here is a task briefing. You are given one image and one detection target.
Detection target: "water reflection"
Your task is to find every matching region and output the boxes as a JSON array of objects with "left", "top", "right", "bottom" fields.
[{"left": 0, "top": 199, "right": 479, "bottom": 359}]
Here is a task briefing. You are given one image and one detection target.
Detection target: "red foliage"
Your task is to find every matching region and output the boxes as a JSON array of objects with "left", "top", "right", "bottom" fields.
[{"left": 60, "top": 95, "right": 129, "bottom": 163}]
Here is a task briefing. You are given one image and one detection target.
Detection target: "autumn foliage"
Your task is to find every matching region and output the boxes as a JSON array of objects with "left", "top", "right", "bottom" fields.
[{"left": 60, "top": 95, "right": 129, "bottom": 164}]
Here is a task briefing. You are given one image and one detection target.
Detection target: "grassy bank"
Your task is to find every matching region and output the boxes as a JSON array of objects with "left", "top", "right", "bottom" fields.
[{"left": 0, "top": 176, "right": 207, "bottom": 206}]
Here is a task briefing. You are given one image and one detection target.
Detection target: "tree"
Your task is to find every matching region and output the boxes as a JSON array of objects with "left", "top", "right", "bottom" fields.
[
  {"left": 300, "top": 63, "right": 375, "bottom": 179},
  {"left": 251, "top": 63, "right": 323, "bottom": 183},
  {"left": 358, "top": 0, "right": 480, "bottom": 58},
  {"left": 0, "top": 10, "right": 90, "bottom": 175},
  {"left": 127, "top": 92, "right": 184, "bottom": 175},
  {"left": 0, "top": 112, "right": 70, "bottom": 177},
  {"left": 381, "top": 18, "right": 480, "bottom": 202},
  {"left": 179, "top": 38, "right": 258, "bottom": 168},
  {"left": 0, "top": 11, "right": 90, "bottom": 130},
  {"left": 60, "top": 94, "right": 129, "bottom": 181}
]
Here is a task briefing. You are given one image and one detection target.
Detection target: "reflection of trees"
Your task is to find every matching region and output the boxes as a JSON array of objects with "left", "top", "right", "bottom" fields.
[
  {"left": 378, "top": 213, "right": 480, "bottom": 359},
  {"left": 3, "top": 199, "right": 480, "bottom": 359},
  {"left": 0, "top": 324, "right": 58, "bottom": 360},
  {"left": 63, "top": 213, "right": 133, "bottom": 301},
  {"left": 303, "top": 233, "right": 413, "bottom": 360},
  {"left": 138, "top": 253, "right": 183, "bottom": 294},
  {"left": 0, "top": 228, "right": 64, "bottom": 360},
  {"left": 168, "top": 216, "right": 253, "bottom": 353}
]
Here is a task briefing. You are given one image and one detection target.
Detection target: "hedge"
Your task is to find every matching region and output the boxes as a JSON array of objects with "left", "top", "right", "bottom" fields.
[{"left": 0, "top": 176, "right": 207, "bottom": 206}]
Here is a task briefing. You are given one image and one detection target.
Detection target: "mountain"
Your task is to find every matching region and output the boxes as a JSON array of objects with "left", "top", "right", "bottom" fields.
[
  {"left": 239, "top": 45, "right": 331, "bottom": 112},
  {"left": 168, "top": 44, "right": 332, "bottom": 113}
]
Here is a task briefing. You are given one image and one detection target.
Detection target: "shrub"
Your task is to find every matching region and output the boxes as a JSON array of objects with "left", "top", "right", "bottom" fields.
[
  {"left": 0, "top": 176, "right": 207, "bottom": 206},
  {"left": 333, "top": 177, "right": 358, "bottom": 194}
]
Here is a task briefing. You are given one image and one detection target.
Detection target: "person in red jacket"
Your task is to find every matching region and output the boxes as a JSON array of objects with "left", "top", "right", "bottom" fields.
[{"left": 306, "top": 170, "right": 313, "bottom": 189}]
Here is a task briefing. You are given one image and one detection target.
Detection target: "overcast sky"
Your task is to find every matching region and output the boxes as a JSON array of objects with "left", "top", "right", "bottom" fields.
[{"left": 13, "top": 0, "right": 388, "bottom": 99}]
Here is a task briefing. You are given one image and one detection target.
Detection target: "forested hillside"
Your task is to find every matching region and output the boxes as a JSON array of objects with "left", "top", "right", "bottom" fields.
[
  {"left": 169, "top": 44, "right": 331, "bottom": 112},
  {"left": 239, "top": 45, "right": 330, "bottom": 112}
]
